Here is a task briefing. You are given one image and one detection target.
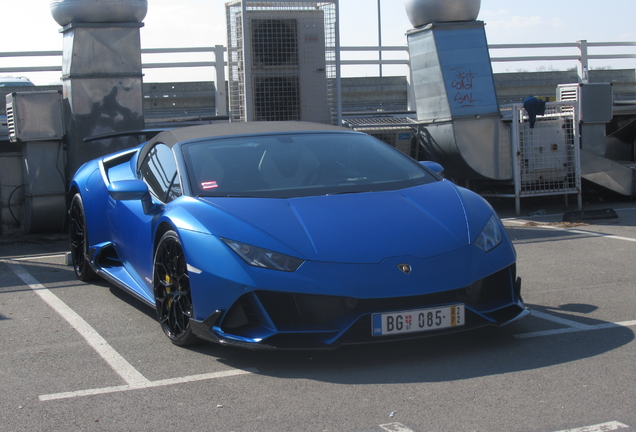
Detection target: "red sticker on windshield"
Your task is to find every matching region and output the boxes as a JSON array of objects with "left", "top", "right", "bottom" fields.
[{"left": 201, "top": 181, "right": 219, "bottom": 190}]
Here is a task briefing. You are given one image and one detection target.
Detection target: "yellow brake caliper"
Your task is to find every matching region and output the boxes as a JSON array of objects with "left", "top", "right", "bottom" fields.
[{"left": 165, "top": 275, "right": 173, "bottom": 308}]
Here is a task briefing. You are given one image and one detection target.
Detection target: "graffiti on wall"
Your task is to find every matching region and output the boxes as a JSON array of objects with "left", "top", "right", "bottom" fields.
[{"left": 450, "top": 67, "right": 481, "bottom": 108}]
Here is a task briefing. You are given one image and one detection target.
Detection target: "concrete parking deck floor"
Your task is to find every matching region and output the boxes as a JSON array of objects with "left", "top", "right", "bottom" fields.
[{"left": 1, "top": 190, "right": 635, "bottom": 432}]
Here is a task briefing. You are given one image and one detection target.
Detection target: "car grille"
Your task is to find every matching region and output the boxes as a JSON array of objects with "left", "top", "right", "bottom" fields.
[{"left": 220, "top": 264, "right": 517, "bottom": 339}]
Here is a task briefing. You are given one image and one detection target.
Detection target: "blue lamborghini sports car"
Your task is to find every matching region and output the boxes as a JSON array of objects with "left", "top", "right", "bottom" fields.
[{"left": 68, "top": 121, "right": 528, "bottom": 349}]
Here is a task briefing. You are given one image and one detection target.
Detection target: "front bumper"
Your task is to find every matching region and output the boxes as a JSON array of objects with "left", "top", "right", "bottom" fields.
[{"left": 190, "top": 266, "right": 528, "bottom": 350}]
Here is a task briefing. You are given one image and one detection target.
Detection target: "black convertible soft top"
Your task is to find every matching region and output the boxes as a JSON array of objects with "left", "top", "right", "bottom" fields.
[{"left": 137, "top": 121, "right": 350, "bottom": 171}]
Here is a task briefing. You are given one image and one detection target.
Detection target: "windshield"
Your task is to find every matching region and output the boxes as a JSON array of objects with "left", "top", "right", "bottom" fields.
[{"left": 182, "top": 132, "right": 437, "bottom": 198}]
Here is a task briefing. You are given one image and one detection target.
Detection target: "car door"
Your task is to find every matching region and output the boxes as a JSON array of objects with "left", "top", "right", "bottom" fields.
[{"left": 110, "top": 142, "right": 182, "bottom": 299}]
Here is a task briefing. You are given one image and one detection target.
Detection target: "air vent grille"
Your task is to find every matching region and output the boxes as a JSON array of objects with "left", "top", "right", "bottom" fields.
[
  {"left": 558, "top": 85, "right": 580, "bottom": 102},
  {"left": 6, "top": 98, "right": 16, "bottom": 141},
  {"left": 253, "top": 75, "right": 300, "bottom": 121},
  {"left": 251, "top": 19, "right": 298, "bottom": 67}
]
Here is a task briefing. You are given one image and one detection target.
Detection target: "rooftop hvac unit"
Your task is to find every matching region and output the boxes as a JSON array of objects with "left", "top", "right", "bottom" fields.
[
  {"left": 519, "top": 118, "right": 571, "bottom": 183},
  {"left": 557, "top": 83, "right": 613, "bottom": 123},
  {"left": 6, "top": 91, "right": 64, "bottom": 142},
  {"left": 235, "top": 9, "right": 331, "bottom": 123},
  {"left": 4, "top": 91, "right": 66, "bottom": 233}
]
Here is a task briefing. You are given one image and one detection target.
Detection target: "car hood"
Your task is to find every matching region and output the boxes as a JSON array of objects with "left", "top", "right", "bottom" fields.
[{"left": 199, "top": 181, "right": 472, "bottom": 264}]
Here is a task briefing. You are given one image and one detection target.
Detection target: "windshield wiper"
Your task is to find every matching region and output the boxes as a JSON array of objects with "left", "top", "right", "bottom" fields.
[{"left": 326, "top": 190, "right": 370, "bottom": 195}]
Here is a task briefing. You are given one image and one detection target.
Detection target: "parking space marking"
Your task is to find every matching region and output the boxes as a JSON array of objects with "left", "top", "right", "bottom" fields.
[
  {"left": 3, "top": 253, "right": 67, "bottom": 262},
  {"left": 553, "top": 420, "right": 630, "bottom": 432},
  {"left": 529, "top": 310, "right": 596, "bottom": 330},
  {"left": 39, "top": 369, "right": 256, "bottom": 401},
  {"left": 502, "top": 219, "right": 636, "bottom": 243},
  {"left": 376, "top": 421, "right": 632, "bottom": 432},
  {"left": 542, "top": 227, "right": 636, "bottom": 244},
  {"left": 379, "top": 422, "right": 416, "bottom": 432},
  {"left": 3, "top": 259, "right": 150, "bottom": 386},
  {"left": 514, "top": 309, "right": 636, "bottom": 339},
  {"left": 2, "top": 258, "right": 258, "bottom": 402},
  {"left": 3, "top": 255, "right": 633, "bottom": 403},
  {"left": 503, "top": 219, "right": 636, "bottom": 338}
]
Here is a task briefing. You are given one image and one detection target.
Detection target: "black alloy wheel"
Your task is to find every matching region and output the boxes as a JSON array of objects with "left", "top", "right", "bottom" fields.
[
  {"left": 153, "top": 230, "right": 199, "bottom": 346},
  {"left": 68, "top": 193, "right": 98, "bottom": 281}
]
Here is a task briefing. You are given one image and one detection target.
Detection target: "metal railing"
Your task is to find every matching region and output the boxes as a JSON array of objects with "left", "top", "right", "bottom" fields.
[
  {"left": 2, "top": 40, "right": 635, "bottom": 78},
  {"left": 488, "top": 41, "right": 636, "bottom": 80},
  {"left": 1, "top": 39, "right": 635, "bottom": 118}
]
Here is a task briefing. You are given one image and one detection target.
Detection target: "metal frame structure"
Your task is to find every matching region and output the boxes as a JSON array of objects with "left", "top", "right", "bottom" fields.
[
  {"left": 342, "top": 116, "right": 419, "bottom": 156},
  {"left": 501, "top": 102, "right": 582, "bottom": 215}
]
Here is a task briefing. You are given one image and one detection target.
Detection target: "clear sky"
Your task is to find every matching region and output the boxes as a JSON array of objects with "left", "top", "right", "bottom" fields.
[{"left": 3, "top": 0, "right": 635, "bottom": 84}]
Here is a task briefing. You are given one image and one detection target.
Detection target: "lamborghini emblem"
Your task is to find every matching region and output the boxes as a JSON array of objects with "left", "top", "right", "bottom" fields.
[{"left": 398, "top": 263, "right": 412, "bottom": 274}]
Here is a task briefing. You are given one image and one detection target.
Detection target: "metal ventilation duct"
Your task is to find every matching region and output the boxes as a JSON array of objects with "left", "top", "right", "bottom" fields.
[{"left": 407, "top": 21, "right": 512, "bottom": 181}]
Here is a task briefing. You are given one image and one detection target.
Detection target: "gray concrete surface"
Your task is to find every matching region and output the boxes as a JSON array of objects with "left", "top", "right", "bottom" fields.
[{"left": 0, "top": 194, "right": 635, "bottom": 432}]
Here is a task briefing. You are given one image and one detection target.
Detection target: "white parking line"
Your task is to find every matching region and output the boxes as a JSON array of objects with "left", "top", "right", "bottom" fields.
[
  {"left": 3, "top": 253, "right": 68, "bottom": 261},
  {"left": 514, "top": 309, "right": 636, "bottom": 339},
  {"left": 503, "top": 219, "right": 636, "bottom": 243},
  {"left": 3, "top": 259, "right": 150, "bottom": 387},
  {"left": 542, "top": 226, "right": 636, "bottom": 243},
  {"left": 553, "top": 420, "right": 630, "bottom": 432},
  {"left": 380, "top": 423, "right": 416, "bottom": 432},
  {"left": 1, "top": 258, "right": 257, "bottom": 402},
  {"left": 530, "top": 310, "right": 596, "bottom": 330},
  {"left": 514, "top": 320, "right": 636, "bottom": 339},
  {"left": 39, "top": 369, "right": 256, "bottom": 401},
  {"left": 377, "top": 420, "right": 632, "bottom": 432}
]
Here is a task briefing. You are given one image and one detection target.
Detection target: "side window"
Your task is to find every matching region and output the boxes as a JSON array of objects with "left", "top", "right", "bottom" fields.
[{"left": 139, "top": 143, "right": 182, "bottom": 203}]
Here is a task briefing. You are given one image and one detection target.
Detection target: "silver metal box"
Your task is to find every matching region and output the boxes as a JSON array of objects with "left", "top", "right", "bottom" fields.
[
  {"left": 6, "top": 91, "right": 64, "bottom": 142},
  {"left": 557, "top": 83, "right": 613, "bottom": 124}
]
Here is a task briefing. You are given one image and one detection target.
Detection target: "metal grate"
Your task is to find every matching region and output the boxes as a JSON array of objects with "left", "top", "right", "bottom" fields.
[
  {"left": 251, "top": 19, "right": 298, "bottom": 67},
  {"left": 253, "top": 75, "right": 300, "bottom": 121},
  {"left": 342, "top": 117, "right": 419, "bottom": 156},
  {"left": 343, "top": 117, "right": 418, "bottom": 129}
]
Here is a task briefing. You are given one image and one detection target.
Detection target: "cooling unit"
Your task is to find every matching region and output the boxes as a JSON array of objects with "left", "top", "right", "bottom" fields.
[
  {"left": 520, "top": 118, "right": 571, "bottom": 182},
  {"left": 238, "top": 10, "right": 331, "bottom": 123},
  {"left": 558, "top": 83, "right": 613, "bottom": 123}
]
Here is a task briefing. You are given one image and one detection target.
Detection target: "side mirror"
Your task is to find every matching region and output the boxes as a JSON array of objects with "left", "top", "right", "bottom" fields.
[
  {"left": 420, "top": 161, "right": 444, "bottom": 175},
  {"left": 108, "top": 180, "right": 156, "bottom": 214},
  {"left": 107, "top": 180, "right": 149, "bottom": 200}
]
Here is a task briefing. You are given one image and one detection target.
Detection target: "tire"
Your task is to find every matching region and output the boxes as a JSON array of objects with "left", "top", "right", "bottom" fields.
[
  {"left": 68, "top": 194, "right": 98, "bottom": 281},
  {"left": 153, "top": 230, "right": 199, "bottom": 346}
]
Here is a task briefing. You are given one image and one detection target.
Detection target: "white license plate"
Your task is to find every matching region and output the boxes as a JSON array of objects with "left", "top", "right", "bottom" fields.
[{"left": 372, "top": 304, "right": 464, "bottom": 336}]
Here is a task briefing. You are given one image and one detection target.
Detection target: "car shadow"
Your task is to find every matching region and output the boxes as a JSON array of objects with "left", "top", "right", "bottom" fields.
[
  {"left": 190, "top": 305, "right": 633, "bottom": 385},
  {"left": 108, "top": 285, "right": 157, "bottom": 320}
]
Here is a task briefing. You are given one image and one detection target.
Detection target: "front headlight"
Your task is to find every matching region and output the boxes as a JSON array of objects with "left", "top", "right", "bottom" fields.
[
  {"left": 474, "top": 214, "right": 503, "bottom": 252},
  {"left": 222, "top": 238, "right": 304, "bottom": 272}
]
